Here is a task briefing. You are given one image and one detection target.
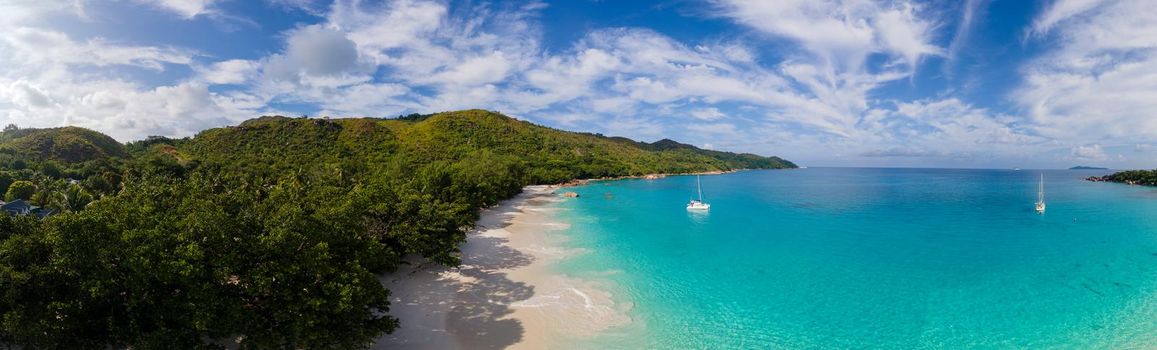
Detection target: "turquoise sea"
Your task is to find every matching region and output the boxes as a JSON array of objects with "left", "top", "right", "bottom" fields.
[{"left": 553, "top": 168, "right": 1157, "bottom": 349}]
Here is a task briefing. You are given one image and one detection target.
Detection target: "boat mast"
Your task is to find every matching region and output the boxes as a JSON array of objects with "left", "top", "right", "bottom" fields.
[{"left": 697, "top": 175, "right": 704, "bottom": 201}]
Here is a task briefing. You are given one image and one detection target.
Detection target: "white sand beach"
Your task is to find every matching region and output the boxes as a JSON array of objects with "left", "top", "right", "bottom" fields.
[{"left": 373, "top": 186, "right": 631, "bottom": 349}]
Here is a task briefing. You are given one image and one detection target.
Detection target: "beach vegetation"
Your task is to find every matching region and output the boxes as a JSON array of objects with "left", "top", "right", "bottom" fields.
[
  {"left": 0, "top": 109, "right": 795, "bottom": 348},
  {"left": 1089, "top": 169, "right": 1157, "bottom": 186}
]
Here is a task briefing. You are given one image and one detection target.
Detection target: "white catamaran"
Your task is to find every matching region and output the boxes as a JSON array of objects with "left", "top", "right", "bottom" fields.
[
  {"left": 1035, "top": 174, "right": 1046, "bottom": 213},
  {"left": 687, "top": 175, "right": 711, "bottom": 211}
]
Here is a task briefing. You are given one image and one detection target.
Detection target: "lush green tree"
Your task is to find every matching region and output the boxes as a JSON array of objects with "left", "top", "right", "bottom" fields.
[
  {"left": 48, "top": 184, "right": 94, "bottom": 212},
  {"left": 39, "top": 161, "right": 62, "bottom": 178},
  {"left": 1096, "top": 169, "right": 1157, "bottom": 186},
  {"left": 0, "top": 175, "right": 400, "bottom": 348},
  {"left": 0, "top": 172, "right": 12, "bottom": 196},
  {"left": 4, "top": 180, "right": 35, "bottom": 201}
]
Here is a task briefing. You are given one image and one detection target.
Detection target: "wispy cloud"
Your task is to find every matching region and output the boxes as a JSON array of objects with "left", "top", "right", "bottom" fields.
[
  {"left": 945, "top": 0, "right": 988, "bottom": 78},
  {"left": 131, "top": 0, "right": 218, "bottom": 19},
  {"left": 1016, "top": 0, "right": 1157, "bottom": 151},
  {"left": 1027, "top": 0, "right": 1106, "bottom": 38}
]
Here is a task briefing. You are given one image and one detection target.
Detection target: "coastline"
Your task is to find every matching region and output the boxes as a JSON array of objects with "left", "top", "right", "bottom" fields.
[
  {"left": 558, "top": 168, "right": 755, "bottom": 187},
  {"left": 373, "top": 185, "right": 630, "bottom": 349}
]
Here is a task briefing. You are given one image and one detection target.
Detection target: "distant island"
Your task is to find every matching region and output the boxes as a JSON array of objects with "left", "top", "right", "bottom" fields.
[
  {"left": 1085, "top": 169, "right": 1157, "bottom": 186},
  {"left": 1070, "top": 165, "right": 1108, "bottom": 170},
  {"left": 0, "top": 109, "right": 794, "bottom": 348}
]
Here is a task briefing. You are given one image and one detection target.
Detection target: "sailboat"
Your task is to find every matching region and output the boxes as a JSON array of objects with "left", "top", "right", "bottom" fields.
[
  {"left": 1035, "top": 174, "right": 1046, "bottom": 213},
  {"left": 687, "top": 175, "right": 711, "bottom": 211}
]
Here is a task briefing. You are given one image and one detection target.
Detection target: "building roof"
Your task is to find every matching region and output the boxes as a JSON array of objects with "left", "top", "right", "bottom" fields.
[
  {"left": 1, "top": 199, "right": 33, "bottom": 215},
  {"left": 1, "top": 199, "right": 54, "bottom": 219}
]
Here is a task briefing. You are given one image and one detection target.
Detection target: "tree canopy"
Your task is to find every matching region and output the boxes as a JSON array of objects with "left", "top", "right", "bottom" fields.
[
  {"left": 0, "top": 109, "right": 795, "bottom": 348},
  {"left": 1091, "top": 169, "right": 1157, "bottom": 186}
]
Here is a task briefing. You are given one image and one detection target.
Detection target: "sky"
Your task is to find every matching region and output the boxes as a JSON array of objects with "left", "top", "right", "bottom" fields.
[{"left": 1, "top": 0, "right": 1155, "bottom": 169}]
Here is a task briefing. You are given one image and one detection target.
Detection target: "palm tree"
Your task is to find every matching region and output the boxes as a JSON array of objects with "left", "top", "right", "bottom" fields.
[{"left": 50, "top": 184, "right": 94, "bottom": 213}]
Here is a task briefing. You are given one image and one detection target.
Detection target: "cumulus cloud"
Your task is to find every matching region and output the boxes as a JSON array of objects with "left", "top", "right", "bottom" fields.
[
  {"left": 285, "top": 25, "right": 360, "bottom": 76},
  {"left": 2, "top": 81, "right": 55, "bottom": 109},
  {"left": 0, "top": 77, "right": 250, "bottom": 140},
  {"left": 132, "top": 0, "right": 217, "bottom": 19},
  {"left": 0, "top": 1, "right": 85, "bottom": 25},
  {"left": 262, "top": 25, "right": 362, "bottom": 83},
  {"left": 1071, "top": 144, "right": 1107, "bottom": 160},
  {"left": 196, "top": 59, "right": 259, "bottom": 85},
  {"left": 713, "top": 0, "right": 942, "bottom": 68},
  {"left": 0, "top": 6, "right": 259, "bottom": 140}
]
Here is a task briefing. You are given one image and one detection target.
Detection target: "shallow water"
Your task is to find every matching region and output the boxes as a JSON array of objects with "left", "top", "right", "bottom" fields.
[{"left": 554, "top": 168, "right": 1157, "bottom": 349}]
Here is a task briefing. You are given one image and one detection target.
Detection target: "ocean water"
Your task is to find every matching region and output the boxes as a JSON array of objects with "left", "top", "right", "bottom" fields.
[{"left": 552, "top": 168, "right": 1157, "bottom": 349}]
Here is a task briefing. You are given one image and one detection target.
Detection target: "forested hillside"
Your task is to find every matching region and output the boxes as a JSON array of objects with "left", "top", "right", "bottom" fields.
[
  {"left": 0, "top": 110, "right": 794, "bottom": 348},
  {"left": 184, "top": 110, "right": 794, "bottom": 183},
  {"left": 1086, "top": 169, "right": 1157, "bottom": 186}
]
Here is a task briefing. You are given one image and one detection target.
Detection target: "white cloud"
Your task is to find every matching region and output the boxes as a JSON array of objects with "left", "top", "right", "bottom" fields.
[
  {"left": 0, "top": 77, "right": 255, "bottom": 140},
  {"left": 276, "top": 24, "right": 361, "bottom": 77},
  {"left": 946, "top": 0, "right": 987, "bottom": 75},
  {"left": 1071, "top": 144, "right": 1107, "bottom": 160},
  {"left": 686, "top": 122, "right": 738, "bottom": 135},
  {"left": 690, "top": 107, "right": 726, "bottom": 121},
  {"left": 1016, "top": 0, "right": 1157, "bottom": 145},
  {"left": 132, "top": 0, "right": 218, "bottom": 19},
  {"left": 1, "top": 27, "right": 194, "bottom": 71},
  {"left": 713, "top": 0, "right": 942, "bottom": 68},
  {"left": 0, "top": 9, "right": 254, "bottom": 141},
  {"left": 0, "top": 1, "right": 85, "bottom": 25},
  {"left": 2, "top": 81, "right": 55, "bottom": 109},
  {"left": 196, "top": 59, "right": 259, "bottom": 85},
  {"left": 330, "top": 0, "right": 446, "bottom": 53},
  {"left": 709, "top": 0, "right": 944, "bottom": 139},
  {"left": 1028, "top": 0, "right": 1106, "bottom": 37},
  {"left": 860, "top": 147, "right": 941, "bottom": 158},
  {"left": 425, "top": 51, "right": 513, "bottom": 86}
]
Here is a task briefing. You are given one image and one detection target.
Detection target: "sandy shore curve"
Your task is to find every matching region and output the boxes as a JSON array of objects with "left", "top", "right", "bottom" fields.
[{"left": 374, "top": 185, "right": 630, "bottom": 349}]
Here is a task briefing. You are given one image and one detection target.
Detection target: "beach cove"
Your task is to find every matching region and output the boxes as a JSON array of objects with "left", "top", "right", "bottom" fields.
[{"left": 374, "top": 186, "right": 631, "bottom": 349}]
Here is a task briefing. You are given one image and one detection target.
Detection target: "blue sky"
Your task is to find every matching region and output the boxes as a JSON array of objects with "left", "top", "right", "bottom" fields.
[{"left": 1, "top": 0, "right": 1155, "bottom": 169}]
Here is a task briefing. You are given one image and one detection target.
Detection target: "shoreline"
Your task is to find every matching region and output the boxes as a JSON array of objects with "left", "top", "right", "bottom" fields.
[
  {"left": 558, "top": 168, "right": 757, "bottom": 187},
  {"left": 374, "top": 185, "right": 630, "bottom": 349}
]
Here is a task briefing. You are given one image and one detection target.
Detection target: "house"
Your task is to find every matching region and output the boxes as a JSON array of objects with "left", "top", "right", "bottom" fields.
[
  {"left": 1, "top": 199, "right": 54, "bottom": 219},
  {"left": 1, "top": 199, "right": 33, "bottom": 216}
]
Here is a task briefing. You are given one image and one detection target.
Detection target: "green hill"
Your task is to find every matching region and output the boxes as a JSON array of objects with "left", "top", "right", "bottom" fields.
[
  {"left": 182, "top": 109, "right": 794, "bottom": 184},
  {"left": 0, "top": 126, "right": 127, "bottom": 164}
]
